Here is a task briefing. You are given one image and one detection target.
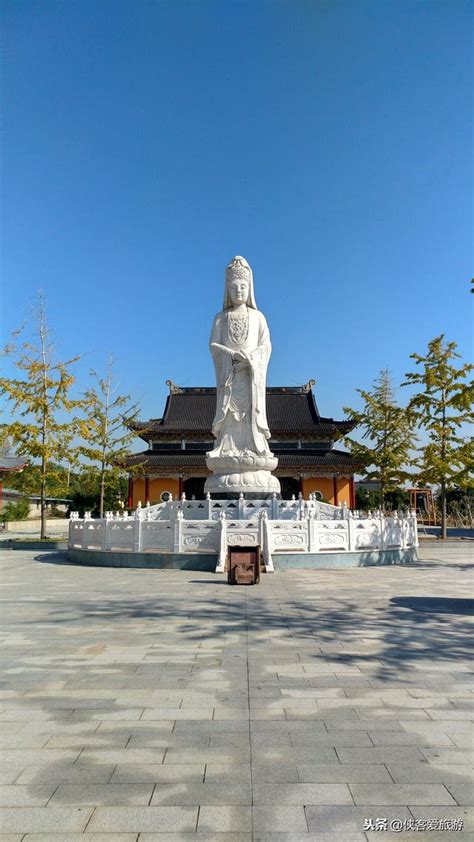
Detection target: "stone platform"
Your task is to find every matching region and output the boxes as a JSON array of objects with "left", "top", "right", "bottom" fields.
[
  {"left": 0, "top": 544, "right": 471, "bottom": 838},
  {"left": 67, "top": 546, "right": 418, "bottom": 570}
]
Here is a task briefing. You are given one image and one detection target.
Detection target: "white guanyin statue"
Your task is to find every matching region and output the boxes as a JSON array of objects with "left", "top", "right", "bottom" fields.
[{"left": 204, "top": 256, "right": 280, "bottom": 495}]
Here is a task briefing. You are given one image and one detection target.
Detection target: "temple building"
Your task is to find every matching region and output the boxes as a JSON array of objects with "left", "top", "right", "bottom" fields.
[{"left": 124, "top": 380, "right": 359, "bottom": 508}]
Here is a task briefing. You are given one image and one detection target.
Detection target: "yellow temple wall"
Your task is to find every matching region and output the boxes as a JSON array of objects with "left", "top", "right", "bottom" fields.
[
  {"left": 336, "top": 477, "right": 351, "bottom": 505},
  {"left": 302, "top": 476, "right": 351, "bottom": 505},
  {"left": 131, "top": 477, "right": 180, "bottom": 507},
  {"left": 148, "top": 478, "right": 180, "bottom": 504},
  {"left": 302, "top": 476, "right": 334, "bottom": 502},
  {"left": 132, "top": 475, "right": 351, "bottom": 507},
  {"left": 132, "top": 478, "right": 145, "bottom": 508}
]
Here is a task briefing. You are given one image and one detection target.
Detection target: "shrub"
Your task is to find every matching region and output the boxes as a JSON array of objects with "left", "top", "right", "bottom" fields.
[{"left": 2, "top": 498, "right": 30, "bottom": 521}]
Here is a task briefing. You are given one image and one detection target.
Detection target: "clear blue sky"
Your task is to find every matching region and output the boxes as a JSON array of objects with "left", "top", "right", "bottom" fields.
[{"left": 2, "top": 0, "right": 472, "bottom": 426}]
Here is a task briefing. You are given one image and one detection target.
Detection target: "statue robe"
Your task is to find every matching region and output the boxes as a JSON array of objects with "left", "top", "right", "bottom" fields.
[{"left": 208, "top": 307, "right": 272, "bottom": 458}]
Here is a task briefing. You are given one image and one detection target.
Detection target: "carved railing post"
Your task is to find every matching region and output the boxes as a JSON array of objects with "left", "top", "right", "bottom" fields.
[
  {"left": 308, "top": 510, "right": 316, "bottom": 553},
  {"left": 347, "top": 510, "right": 352, "bottom": 552},
  {"left": 206, "top": 492, "right": 212, "bottom": 520},
  {"left": 174, "top": 510, "right": 183, "bottom": 553},
  {"left": 238, "top": 493, "right": 245, "bottom": 520},
  {"left": 215, "top": 511, "right": 227, "bottom": 574},
  {"left": 133, "top": 514, "right": 142, "bottom": 553},
  {"left": 400, "top": 513, "right": 407, "bottom": 550},
  {"left": 260, "top": 511, "right": 274, "bottom": 572},
  {"left": 412, "top": 510, "right": 419, "bottom": 547},
  {"left": 272, "top": 492, "right": 278, "bottom": 520},
  {"left": 379, "top": 509, "right": 385, "bottom": 550}
]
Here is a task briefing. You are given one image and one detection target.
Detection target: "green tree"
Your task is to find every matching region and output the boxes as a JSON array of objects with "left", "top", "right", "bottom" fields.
[
  {"left": 6, "top": 462, "right": 70, "bottom": 499},
  {"left": 78, "top": 360, "right": 141, "bottom": 518},
  {"left": 344, "top": 369, "right": 415, "bottom": 510},
  {"left": 403, "top": 335, "right": 474, "bottom": 539},
  {"left": 0, "top": 295, "right": 80, "bottom": 538}
]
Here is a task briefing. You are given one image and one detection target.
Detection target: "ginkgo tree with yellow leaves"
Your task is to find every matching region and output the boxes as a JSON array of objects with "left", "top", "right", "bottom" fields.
[
  {"left": 0, "top": 295, "right": 80, "bottom": 538},
  {"left": 78, "top": 360, "right": 142, "bottom": 518},
  {"left": 403, "top": 335, "right": 474, "bottom": 539}
]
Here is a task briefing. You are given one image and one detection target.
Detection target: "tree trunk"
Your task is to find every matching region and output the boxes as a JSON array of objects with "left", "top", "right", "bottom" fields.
[
  {"left": 99, "top": 469, "right": 105, "bottom": 519},
  {"left": 40, "top": 465, "right": 46, "bottom": 540},
  {"left": 440, "top": 481, "right": 447, "bottom": 539},
  {"left": 380, "top": 480, "right": 385, "bottom": 513}
]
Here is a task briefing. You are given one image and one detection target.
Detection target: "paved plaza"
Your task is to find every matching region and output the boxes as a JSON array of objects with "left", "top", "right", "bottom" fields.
[{"left": 0, "top": 545, "right": 472, "bottom": 841}]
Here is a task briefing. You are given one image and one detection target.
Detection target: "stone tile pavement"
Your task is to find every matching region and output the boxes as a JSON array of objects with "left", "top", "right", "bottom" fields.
[{"left": 0, "top": 544, "right": 472, "bottom": 840}]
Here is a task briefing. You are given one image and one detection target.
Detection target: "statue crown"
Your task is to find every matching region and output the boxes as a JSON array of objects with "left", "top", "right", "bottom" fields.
[{"left": 226, "top": 256, "right": 251, "bottom": 281}]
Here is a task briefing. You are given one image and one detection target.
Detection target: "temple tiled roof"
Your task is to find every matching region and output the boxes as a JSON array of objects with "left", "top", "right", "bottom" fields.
[
  {"left": 122, "top": 448, "right": 360, "bottom": 475},
  {"left": 130, "top": 385, "right": 355, "bottom": 441},
  {"left": 0, "top": 454, "right": 28, "bottom": 473}
]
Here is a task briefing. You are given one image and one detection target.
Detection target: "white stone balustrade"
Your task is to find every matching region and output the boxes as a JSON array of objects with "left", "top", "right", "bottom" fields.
[{"left": 69, "top": 501, "right": 418, "bottom": 572}]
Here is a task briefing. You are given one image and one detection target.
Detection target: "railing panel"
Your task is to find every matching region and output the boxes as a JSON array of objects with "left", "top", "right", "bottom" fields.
[
  {"left": 106, "top": 522, "right": 135, "bottom": 551},
  {"left": 141, "top": 522, "right": 174, "bottom": 552}
]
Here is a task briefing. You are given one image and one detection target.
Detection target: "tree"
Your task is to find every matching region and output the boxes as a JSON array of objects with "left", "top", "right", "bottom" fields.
[
  {"left": 403, "top": 335, "right": 474, "bottom": 539},
  {"left": 344, "top": 369, "right": 415, "bottom": 510},
  {"left": 0, "top": 294, "right": 80, "bottom": 538},
  {"left": 6, "top": 462, "right": 70, "bottom": 499},
  {"left": 78, "top": 360, "right": 141, "bottom": 518}
]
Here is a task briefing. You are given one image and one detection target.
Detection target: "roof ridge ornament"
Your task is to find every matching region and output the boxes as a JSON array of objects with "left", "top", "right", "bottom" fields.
[
  {"left": 165, "top": 379, "right": 182, "bottom": 394},
  {"left": 303, "top": 379, "right": 316, "bottom": 393}
]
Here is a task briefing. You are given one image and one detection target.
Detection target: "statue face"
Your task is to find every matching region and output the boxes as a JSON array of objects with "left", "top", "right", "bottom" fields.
[{"left": 228, "top": 278, "right": 249, "bottom": 306}]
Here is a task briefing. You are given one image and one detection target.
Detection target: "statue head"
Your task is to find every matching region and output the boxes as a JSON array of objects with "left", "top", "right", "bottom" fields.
[{"left": 223, "top": 256, "right": 257, "bottom": 310}]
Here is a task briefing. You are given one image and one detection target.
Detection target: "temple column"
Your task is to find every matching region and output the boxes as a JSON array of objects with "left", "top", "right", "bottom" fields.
[
  {"left": 127, "top": 475, "right": 133, "bottom": 509},
  {"left": 144, "top": 477, "right": 150, "bottom": 504},
  {"left": 349, "top": 476, "right": 355, "bottom": 509},
  {"left": 332, "top": 475, "right": 339, "bottom": 505}
]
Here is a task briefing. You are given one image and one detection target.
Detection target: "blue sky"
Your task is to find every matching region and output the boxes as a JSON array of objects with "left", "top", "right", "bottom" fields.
[{"left": 2, "top": 0, "right": 472, "bottom": 428}]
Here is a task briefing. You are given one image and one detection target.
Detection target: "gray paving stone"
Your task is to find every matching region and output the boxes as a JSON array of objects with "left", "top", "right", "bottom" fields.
[
  {"left": 349, "top": 783, "right": 457, "bottom": 805},
  {"left": 447, "top": 784, "right": 474, "bottom": 805},
  {"left": 15, "top": 763, "right": 115, "bottom": 785},
  {"left": 409, "top": 805, "right": 474, "bottom": 830},
  {"left": 22, "top": 836, "right": 137, "bottom": 841},
  {"left": 336, "top": 746, "right": 426, "bottom": 763},
  {"left": 251, "top": 764, "right": 299, "bottom": 782},
  {"left": 253, "top": 834, "right": 366, "bottom": 841},
  {"left": 0, "top": 766, "right": 25, "bottom": 784},
  {"left": 386, "top": 763, "right": 474, "bottom": 783},
  {"left": 253, "top": 782, "right": 352, "bottom": 805},
  {"left": 86, "top": 805, "right": 198, "bottom": 832},
  {"left": 305, "top": 804, "right": 412, "bottom": 832},
  {"left": 150, "top": 782, "right": 251, "bottom": 805},
  {"left": 49, "top": 783, "right": 154, "bottom": 805},
  {"left": 111, "top": 763, "right": 205, "bottom": 783},
  {"left": 137, "top": 831, "right": 250, "bottom": 842},
  {"left": 421, "top": 747, "right": 474, "bottom": 764},
  {"left": 368, "top": 730, "right": 454, "bottom": 745},
  {"left": 196, "top": 805, "right": 252, "bottom": 831},
  {"left": 0, "top": 785, "right": 56, "bottom": 806},
  {"left": 252, "top": 805, "right": 308, "bottom": 831},
  {"left": 0, "top": 806, "right": 93, "bottom": 833},
  {"left": 297, "top": 763, "right": 392, "bottom": 783}
]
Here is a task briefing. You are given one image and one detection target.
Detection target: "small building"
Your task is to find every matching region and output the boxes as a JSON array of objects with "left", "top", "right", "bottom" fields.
[
  {"left": 0, "top": 454, "right": 28, "bottom": 510},
  {"left": 123, "top": 381, "right": 359, "bottom": 507}
]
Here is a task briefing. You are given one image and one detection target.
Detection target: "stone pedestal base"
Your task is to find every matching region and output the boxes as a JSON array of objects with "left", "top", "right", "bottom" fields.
[
  {"left": 205, "top": 452, "right": 280, "bottom": 497},
  {"left": 204, "top": 470, "right": 281, "bottom": 496}
]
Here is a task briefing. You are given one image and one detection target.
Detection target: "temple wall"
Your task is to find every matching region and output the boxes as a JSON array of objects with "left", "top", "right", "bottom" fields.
[
  {"left": 132, "top": 475, "right": 351, "bottom": 506},
  {"left": 337, "top": 478, "right": 351, "bottom": 506},
  {"left": 301, "top": 476, "right": 351, "bottom": 505},
  {"left": 131, "top": 477, "right": 180, "bottom": 507},
  {"left": 302, "top": 476, "right": 334, "bottom": 502},
  {"left": 148, "top": 478, "right": 180, "bottom": 504}
]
